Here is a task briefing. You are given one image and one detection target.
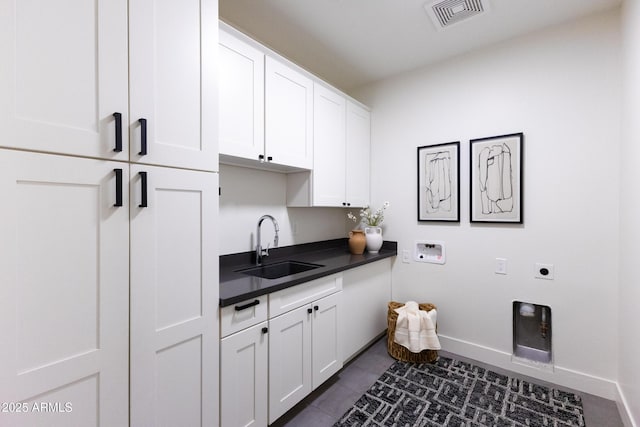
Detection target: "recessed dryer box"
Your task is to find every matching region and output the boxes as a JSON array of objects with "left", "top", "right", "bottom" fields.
[{"left": 414, "top": 241, "right": 445, "bottom": 264}]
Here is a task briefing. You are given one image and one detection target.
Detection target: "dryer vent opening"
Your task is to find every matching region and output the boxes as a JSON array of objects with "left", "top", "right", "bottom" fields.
[{"left": 513, "top": 301, "right": 552, "bottom": 364}]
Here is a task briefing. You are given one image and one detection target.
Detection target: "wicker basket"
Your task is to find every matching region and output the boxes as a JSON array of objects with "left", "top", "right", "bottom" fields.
[{"left": 387, "top": 301, "right": 439, "bottom": 363}]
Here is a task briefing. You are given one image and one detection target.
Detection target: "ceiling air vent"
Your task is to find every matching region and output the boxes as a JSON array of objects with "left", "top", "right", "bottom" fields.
[{"left": 424, "top": 0, "right": 489, "bottom": 30}]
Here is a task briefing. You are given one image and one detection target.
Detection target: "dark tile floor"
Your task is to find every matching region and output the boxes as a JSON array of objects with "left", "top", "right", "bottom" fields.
[{"left": 270, "top": 336, "right": 624, "bottom": 427}]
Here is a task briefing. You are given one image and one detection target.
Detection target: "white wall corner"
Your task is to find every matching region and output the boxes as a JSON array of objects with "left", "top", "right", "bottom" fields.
[{"left": 616, "top": 383, "right": 639, "bottom": 427}]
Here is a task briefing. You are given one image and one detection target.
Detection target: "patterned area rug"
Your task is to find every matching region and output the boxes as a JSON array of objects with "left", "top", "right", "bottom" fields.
[{"left": 334, "top": 356, "right": 585, "bottom": 427}]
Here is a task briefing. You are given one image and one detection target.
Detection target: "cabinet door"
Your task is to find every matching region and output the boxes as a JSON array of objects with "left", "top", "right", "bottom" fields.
[
  {"left": 220, "top": 322, "right": 268, "bottom": 427},
  {"left": 311, "top": 292, "right": 343, "bottom": 388},
  {"left": 312, "top": 83, "right": 347, "bottom": 207},
  {"left": 130, "top": 165, "right": 219, "bottom": 427},
  {"left": 0, "top": 150, "right": 129, "bottom": 426},
  {"left": 265, "top": 56, "right": 313, "bottom": 169},
  {"left": 341, "top": 259, "right": 391, "bottom": 361},
  {"left": 345, "top": 101, "right": 371, "bottom": 208},
  {"left": 268, "top": 305, "right": 312, "bottom": 424},
  {"left": 0, "top": 0, "right": 129, "bottom": 160},
  {"left": 219, "top": 29, "right": 265, "bottom": 161},
  {"left": 129, "top": 0, "right": 217, "bottom": 171}
]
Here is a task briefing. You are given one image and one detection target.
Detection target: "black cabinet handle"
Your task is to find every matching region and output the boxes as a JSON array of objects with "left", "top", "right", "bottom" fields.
[
  {"left": 267, "top": 156, "right": 273, "bottom": 162},
  {"left": 314, "top": 305, "right": 319, "bottom": 311},
  {"left": 114, "top": 168, "right": 123, "bottom": 207},
  {"left": 261, "top": 327, "right": 268, "bottom": 334},
  {"left": 138, "top": 118, "right": 147, "bottom": 156},
  {"left": 139, "top": 171, "right": 148, "bottom": 208},
  {"left": 113, "top": 112, "right": 122, "bottom": 152},
  {"left": 258, "top": 154, "right": 265, "bottom": 162},
  {"left": 235, "top": 299, "right": 260, "bottom": 311},
  {"left": 307, "top": 308, "right": 313, "bottom": 314}
]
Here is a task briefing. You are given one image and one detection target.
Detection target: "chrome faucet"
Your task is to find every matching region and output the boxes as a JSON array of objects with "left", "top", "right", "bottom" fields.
[{"left": 256, "top": 215, "right": 279, "bottom": 265}]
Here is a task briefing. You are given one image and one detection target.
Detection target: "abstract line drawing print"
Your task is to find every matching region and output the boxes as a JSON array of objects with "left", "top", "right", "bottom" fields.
[
  {"left": 478, "top": 143, "right": 513, "bottom": 214},
  {"left": 425, "top": 151, "right": 452, "bottom": 213},
  {"left": 418, "top": 141, "right": 459, "bottom": 222}
]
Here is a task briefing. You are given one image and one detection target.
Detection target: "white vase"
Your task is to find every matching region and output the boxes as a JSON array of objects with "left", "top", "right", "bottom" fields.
[{"left": 364, "top": 226, "right": 383, "bottom": 254}]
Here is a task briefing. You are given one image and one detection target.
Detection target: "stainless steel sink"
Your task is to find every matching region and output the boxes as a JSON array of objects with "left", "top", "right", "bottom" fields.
[{"left": 237, "top": 260, "right": 323, "bottom": 279}]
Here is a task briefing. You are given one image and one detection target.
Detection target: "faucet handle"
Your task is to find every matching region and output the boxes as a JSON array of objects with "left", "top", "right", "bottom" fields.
[{"left": 262, "top": 243, "right": 270, "bottom": 257}]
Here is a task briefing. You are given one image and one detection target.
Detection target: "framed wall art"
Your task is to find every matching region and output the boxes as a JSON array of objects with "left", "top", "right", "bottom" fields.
[
  {"left": 470, "top": 133, "right": 523, "bottom": 223},
  {"left": 417, "top": 141, "right": 460, "bottom": 222}
]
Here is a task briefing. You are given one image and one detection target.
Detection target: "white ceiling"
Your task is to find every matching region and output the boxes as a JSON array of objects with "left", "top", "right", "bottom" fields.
[{"left": 219, "top": 0, "right": 621, "bottom": 91}]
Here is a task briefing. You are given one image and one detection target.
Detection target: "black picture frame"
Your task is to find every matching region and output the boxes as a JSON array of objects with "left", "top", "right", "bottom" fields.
[
  {"left": 417, "top": 141, "right": 460, "bottom": 222},
  {"left": 470, "top": 133, "right": 523, "bottom": 223}
]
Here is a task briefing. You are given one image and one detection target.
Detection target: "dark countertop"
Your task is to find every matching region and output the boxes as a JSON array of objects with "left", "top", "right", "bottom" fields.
[{"left": 220, "top": 239, "right": 397, "bottom": 307}]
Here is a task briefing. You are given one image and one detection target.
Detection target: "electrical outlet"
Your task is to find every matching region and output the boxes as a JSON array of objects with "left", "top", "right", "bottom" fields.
[
  {"left": 402, "top": 249, "right": 411, "bottom": 263},
  {"left": 495, "top": 258, "right": 507, "bottom": 275},
  {"left": 535, "top": 263, "right": 554, "bottom": 280}
]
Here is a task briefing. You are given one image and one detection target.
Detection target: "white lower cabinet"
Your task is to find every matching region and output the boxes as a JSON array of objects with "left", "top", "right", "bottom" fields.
[
  {"left": 220, "top": 261, "right": 393, "bottom": 426},
  {"left": 219, "top": 296, "right": 269, "bottom": 427},
  {"left": 0, "top": 150, "right": 129, "bottom": 426},
  {"left": 310, "top": 292, "right": 343, "bottom": 388},
  {"left": 341, "top": 259, "right": 392, "bottom": 362},
  {"left": 0, "top": 148, "right": 219, "bottom": 427},
  {"left": 219, "top": 275, "right": 343, "bottom": 426},
  {"left": 268, "top": 279, "right": 343, "bottom": 424},
  {"left": 130, "top": 165, "right": 219, "bottom": 427},
  {"left": 268, "top": 304, "right": 312, "bottom": 423},
  {"left": 220, "top": 321, "right": 269, "bottom": 427}
]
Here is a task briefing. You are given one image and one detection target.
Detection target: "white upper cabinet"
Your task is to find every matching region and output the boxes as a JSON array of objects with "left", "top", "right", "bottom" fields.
[
  {"left": 0, "top": 0, "right": 129, "bottom": 160},
  {"left": 312, "top": 83, "right": 347, "bottom": 206},
  {"left": 219, "top": 28, "right": 265, "bottom": 161},
  {"left": 218, "top": 27, "right": 313, "bottom": 171},
  {"left": 265, "top": 56, "right": 314, "bottom": 170},
  {"left": 345, "top": 101, "right": 371, "bottom": 207},
  {"left": 287, "top": 90, "right": 371, "bottom": 208},
  {"left": 1, "top": 0, "right": 217, "bottom": 171},
  {"left": 129, "top": 0, "right": 217, "bottom": 171}
]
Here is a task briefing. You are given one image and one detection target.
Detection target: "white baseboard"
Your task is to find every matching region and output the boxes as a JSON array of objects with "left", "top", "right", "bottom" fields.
[
  {"left": 438, "top": 334, "right": 618, "bottom": 400},
  {"left": 615, "top": 383, "right": 638, "bottom": 427}
]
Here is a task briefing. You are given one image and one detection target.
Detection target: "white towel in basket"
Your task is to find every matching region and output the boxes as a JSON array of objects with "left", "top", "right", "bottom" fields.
[{"left": 393, "top": 301, "right": 441, "bottom": 352}]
